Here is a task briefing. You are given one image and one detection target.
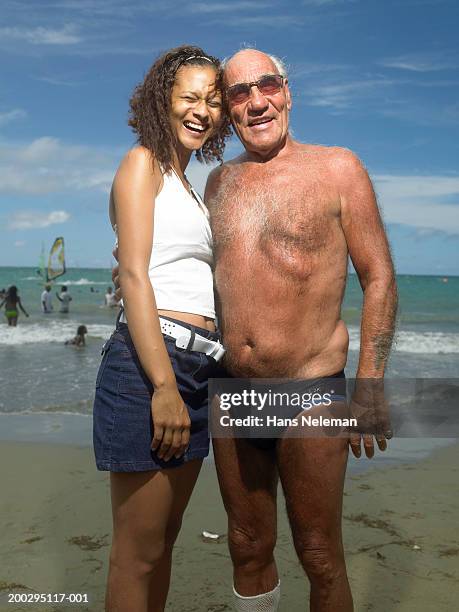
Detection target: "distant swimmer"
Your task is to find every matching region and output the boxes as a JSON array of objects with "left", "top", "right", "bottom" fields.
[
  {"left": 0, "top": 285, "right": 29, "bottom": 327},
  {"left": 65, "top": 325, "right": 88, "bottom": 347},
  {"left": 56, "top": 285, "right": 73, "bottom": 313},
  {"left": 104, "top": 286, "right": 117, "bottom": 308},
  {"left": 41, "top": 285, "right": 53, "bottom": 313}
]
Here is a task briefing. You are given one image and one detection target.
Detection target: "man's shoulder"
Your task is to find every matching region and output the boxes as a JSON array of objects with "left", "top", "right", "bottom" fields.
[
  {"left": 322, "top": 146, "right": 366, "bottom": 175},
  {"left": 301, "top": 144, "right": 360, "bottom": 165},
  {"left": 207, "top": 155, "right": 244, "bottom": 186}
]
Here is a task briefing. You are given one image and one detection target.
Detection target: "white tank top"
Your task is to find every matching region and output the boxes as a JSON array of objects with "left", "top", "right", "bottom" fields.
[{"left": 147, "top": 168, "right": 215, "bottom": 318}]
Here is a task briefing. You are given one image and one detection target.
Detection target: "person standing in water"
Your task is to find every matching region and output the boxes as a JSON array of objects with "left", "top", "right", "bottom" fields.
[
  {"left": 1, "top": 285, "right": 29, "bottom": 326},
  {"left": 56, "top": 285, "right": 72, "bottom": 313},
  {"left": 41, "top": 285, "right": 53, "bottom": 313}
]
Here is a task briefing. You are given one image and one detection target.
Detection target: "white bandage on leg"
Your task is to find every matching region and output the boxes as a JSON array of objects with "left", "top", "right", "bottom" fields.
[{"left": 233, "top": 581, "right": 280, "bottom": 611}]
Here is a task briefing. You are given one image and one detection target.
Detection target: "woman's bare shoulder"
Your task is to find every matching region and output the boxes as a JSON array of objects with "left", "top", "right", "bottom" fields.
[{"left": 117, "top": 146, "right": 159, "bottom": 174}]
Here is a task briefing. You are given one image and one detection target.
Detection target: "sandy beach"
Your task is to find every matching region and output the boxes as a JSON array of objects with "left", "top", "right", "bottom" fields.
[{"left": 0, "top": 440, "right": 458, "bottom": 611}]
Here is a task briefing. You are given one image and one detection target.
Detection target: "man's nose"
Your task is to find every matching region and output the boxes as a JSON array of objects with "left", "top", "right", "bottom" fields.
[{"left": 247, "top": 85, "right": 269, "bottom": 112}]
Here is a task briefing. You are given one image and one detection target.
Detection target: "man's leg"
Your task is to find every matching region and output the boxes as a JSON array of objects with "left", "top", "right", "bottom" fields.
[
  {"left": 213, "top": 437, "right": 280, "bottom": 609},
  {"left": 277, "top": 431, "right": 353, "bottom": 612}
]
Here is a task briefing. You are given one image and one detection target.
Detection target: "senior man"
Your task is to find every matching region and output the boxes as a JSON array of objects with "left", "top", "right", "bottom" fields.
[
  {"left": 113, "top": 49, "right": 397, "bottom": 611},
  {"left": 205, "top": 49, "right": 397, "bottom": 612}
]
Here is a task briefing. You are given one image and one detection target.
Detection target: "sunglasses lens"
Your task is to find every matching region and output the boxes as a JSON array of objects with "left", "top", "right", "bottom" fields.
[
  {"left": 227, "top": 84, "right": 251, "bottom": 104},
  {"left": 258, "top": 75, "right": 283, "bottom": 95},
  {"left": 226, "top": 75, "right": 283, "bottom": 104}
]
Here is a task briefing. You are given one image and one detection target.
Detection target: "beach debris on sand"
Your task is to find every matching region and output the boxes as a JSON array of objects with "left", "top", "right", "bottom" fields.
[
  {"left": 201, "top": 530, "right": 226, "bottom": 543},
  {"left": 0, "top": 581, "right": 32, "bottom": 592},
  {"left": 67, "top": 534, "right": 109, "bottom": 551},
  {"left": 20, "top": 536, "right": 42, "bottom": 545}
]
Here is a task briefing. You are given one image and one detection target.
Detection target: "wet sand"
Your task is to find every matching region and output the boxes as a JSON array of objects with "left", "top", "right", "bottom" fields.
[{"left": 0, "top": 441, "right": 458, "bottom": 611}]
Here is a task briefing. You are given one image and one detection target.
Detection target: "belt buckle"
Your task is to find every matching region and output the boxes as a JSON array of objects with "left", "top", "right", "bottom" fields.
[
  {"left": 210, "top": 342, "right": 226, "bottom": 362},
  {"left": 175, "top": 333, "right": 191, "bottom": 350}
]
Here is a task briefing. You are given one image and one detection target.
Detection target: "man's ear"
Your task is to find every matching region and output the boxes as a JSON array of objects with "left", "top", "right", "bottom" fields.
[{"left": 284, "top": 78, "right": 292, "bottom": 111}]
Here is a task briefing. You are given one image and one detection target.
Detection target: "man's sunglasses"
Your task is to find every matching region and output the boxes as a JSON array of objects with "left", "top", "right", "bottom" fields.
[{"left": 226, "top": 74, "right": 284, "bottom": 105}]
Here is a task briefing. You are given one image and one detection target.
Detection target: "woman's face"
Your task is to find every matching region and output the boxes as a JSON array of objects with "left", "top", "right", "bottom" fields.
[{"left": 170, "top": 64, "right": 222, "bottom": 153}]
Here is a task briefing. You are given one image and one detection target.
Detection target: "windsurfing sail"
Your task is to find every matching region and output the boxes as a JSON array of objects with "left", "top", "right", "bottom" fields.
[
  {"left": 37, "top": 242, "right": 46, "bottom": 278},
  {"left": 47, "top": 237, "right": 66, "bottom": 282}
]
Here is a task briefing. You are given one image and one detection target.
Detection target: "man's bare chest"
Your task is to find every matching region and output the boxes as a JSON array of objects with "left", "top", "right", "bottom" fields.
[{"left": 210, "top": 172, "right": 339, "bottom": 255}]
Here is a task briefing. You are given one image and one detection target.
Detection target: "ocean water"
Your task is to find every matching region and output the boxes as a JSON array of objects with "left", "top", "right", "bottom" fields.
[{"left": 0, "top": 267, "right": 458, "bottom": 420}]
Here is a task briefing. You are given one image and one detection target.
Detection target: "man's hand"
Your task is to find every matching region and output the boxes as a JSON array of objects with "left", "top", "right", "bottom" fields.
[
  {"left": 151, "top": 386, "right": 190, "bottom": 461},
  {"left": 348, "top": 379, "right": 393, "bottom": 458},
  {"left": 111, "top": 246, "right": 122, "bottom": 302}
]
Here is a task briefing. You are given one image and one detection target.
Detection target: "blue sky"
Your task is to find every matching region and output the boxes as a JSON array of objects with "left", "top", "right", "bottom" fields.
[{"left": 0, "top": 0, "right": 458, "bottom": 274}]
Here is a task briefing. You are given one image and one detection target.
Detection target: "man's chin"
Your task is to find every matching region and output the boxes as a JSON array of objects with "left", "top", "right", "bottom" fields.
[{"left": 245, "top": 137, "right": 283, "bottom": 157}]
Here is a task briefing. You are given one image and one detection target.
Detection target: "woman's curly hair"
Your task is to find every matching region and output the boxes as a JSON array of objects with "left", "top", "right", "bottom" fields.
[{"left": 129, "top": 45, "right": 232, "bottom": 171}]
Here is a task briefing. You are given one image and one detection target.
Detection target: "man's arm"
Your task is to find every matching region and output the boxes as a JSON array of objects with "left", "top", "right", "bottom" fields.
[
  {"left": 337, "top": 150, "right": 397, "bottom": 458},
  {"left": 337, "top": 150, "right": 398, "bottom": 378}
]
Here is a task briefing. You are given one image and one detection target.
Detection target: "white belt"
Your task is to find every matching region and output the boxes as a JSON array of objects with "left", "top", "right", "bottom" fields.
[{"left": 119, "top": 311, "right": 225, "bottom": 362}]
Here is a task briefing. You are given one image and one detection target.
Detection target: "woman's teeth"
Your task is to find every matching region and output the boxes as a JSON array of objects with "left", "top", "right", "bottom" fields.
[{"left": 184, "top": 121, "right": 206, "bottom": 133}]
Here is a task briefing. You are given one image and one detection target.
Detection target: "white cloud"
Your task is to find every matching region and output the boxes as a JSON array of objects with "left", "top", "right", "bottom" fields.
[
  {"left": 0, "top": 24, "right": 81, "bottom": 45},
  {"left": 302, "top": 0, "right": 350, "bottom": 4},
  {"left": 373, "top": 174, "right": 459, "bottom": 235},
  {"left": 380, "top": 53, "right": 457, "bottom": 72},
  {"left": 34, "top": 75, "right": 79, "bottom": 87},
  {"left": 305, "top": 78, "right": 394, "bottom": 109},
  {"left": 9, "top": 210, "right": 70, "bottom": 230},
  {"left": 14, "top": 240, "right": 25, "bottom": 247},
  {"left": 216, "top": 14, "right": 300, "bottom": 26},
  {"left": 0, "top": 136, "right": 117, "bottom": 195},
  {"left": 291, "top": 62, "right": 349, "bottom": 77},
  {"left": 190, "top": 1, "right": 272, "bottom": 12},
  {"left": 0, "top": 109, "right": 27, "bottom": 126}
]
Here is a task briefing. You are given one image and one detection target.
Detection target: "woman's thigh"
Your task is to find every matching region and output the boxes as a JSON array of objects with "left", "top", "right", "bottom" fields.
[{"left": 110, "top": 458, "right": 203, "bottom": 558}]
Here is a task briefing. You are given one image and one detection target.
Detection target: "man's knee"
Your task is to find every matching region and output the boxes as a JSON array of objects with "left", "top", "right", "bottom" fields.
[
  {"left": 294, "top": 532, "right": 345, "bottom": 584},
  {"left": 228, "top": 523, "right": 276, "bottom": 569}
]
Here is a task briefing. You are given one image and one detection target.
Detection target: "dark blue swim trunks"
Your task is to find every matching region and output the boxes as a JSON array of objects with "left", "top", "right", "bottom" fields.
[
  {"left": 93, "top": 317, "right": 221, "bottom": 472},
  {"left": 211, "top": 370, "right": 347, "bottom": 451}
]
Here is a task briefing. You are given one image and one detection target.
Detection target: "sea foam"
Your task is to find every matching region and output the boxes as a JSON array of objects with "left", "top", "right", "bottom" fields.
[
  {"left": 0, "top": 321, "right": 113, "bottom": 346},
  {"left": 1, "top": 322, "right": 458, "bottom": 353},
  {"left": 348, "top": 327, "right": 459, "bottom": 354}
]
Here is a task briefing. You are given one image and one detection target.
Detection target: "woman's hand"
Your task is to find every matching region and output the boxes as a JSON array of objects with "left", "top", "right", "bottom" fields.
[{"left": 151, "top": 386, "right": 191, "bottom": 461}]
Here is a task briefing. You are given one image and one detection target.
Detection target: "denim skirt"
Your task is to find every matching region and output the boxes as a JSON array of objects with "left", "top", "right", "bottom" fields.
[{"left": 93, "top": 319, "right": 220, "bottom": 472}]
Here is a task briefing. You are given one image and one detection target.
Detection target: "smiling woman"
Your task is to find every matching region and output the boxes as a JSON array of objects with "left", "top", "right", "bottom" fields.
[
  {"left": 128, "top": 46, "right": 231, "bottom": 170},
  {"left": 92, "top": 45, "right": 231, "bottom": 612}
]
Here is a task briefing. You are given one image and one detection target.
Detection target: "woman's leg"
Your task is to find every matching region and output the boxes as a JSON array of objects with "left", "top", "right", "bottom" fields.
[{"left": 106, "top": 458, "right": 203, "bottom": 612}]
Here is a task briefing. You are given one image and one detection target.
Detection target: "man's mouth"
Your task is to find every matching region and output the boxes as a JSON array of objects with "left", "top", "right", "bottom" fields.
[
  {"left": 183, "top": 121, "right": 207, "bottom": 134},
  {"left": 248, "top": 117, "right": 273, "bottom": 128}
]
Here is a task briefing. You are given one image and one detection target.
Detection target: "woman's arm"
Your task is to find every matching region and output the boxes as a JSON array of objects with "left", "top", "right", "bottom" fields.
[
  {"left": 113, "top": 147, "right": 190, "bottom": 461},
  {"left": 18, "top": 298, "right": 29, "bottom": 317}
]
